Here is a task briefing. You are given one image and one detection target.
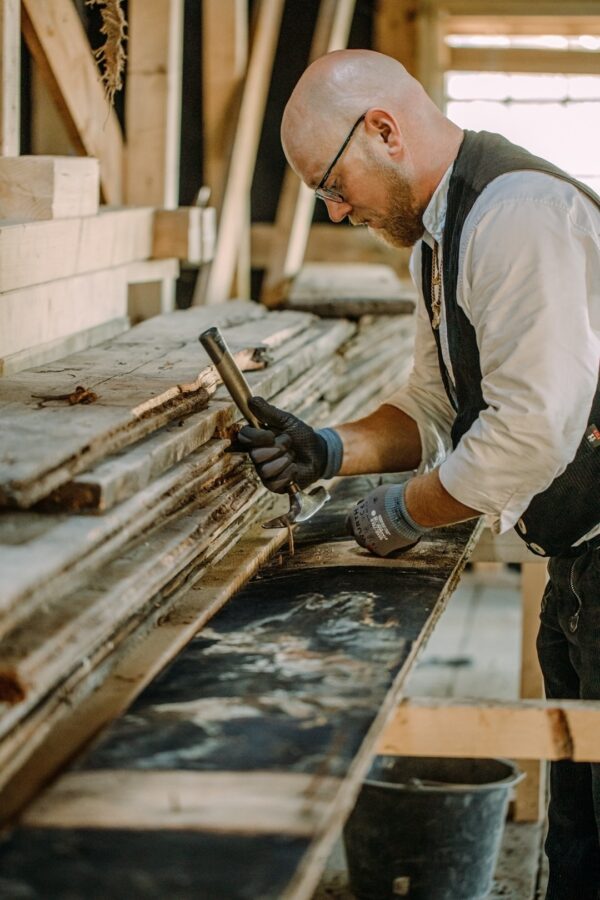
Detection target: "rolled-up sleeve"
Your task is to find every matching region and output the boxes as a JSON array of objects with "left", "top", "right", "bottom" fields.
[
  {"left": 386, "top": 244, "right": 456, "bottom": 473},
  {"left": 439, "top": 192, "right": 600, "bottom": 532}
]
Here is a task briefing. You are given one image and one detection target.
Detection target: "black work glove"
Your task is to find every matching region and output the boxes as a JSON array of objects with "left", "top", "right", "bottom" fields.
[
  {"left": 346, "top": 482, "right": 430, "bottom": 557},
  {"left": 236, "top": 396, "right": 338, "bottom": 493}
]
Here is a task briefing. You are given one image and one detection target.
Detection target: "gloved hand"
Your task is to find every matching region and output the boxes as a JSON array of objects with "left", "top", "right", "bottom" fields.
[
  {"left": 236, "top": 396, "right": 343, "bottom": 493},
  {"left": 346, "top": 482, "right": 430, "bottom": 557}
]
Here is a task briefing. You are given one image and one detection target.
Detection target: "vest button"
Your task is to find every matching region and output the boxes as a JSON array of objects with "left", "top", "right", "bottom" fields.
[
  {"left": 528, "top": 542, "right": 548, "bottom": 557},
  {"left": 517, "top": 518, "right": 527, "bottom": 534}
]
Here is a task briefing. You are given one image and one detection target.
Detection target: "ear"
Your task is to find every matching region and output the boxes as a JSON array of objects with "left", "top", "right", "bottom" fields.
[{"left": 364, "top": 108, "right": 403, "bottom": 159}]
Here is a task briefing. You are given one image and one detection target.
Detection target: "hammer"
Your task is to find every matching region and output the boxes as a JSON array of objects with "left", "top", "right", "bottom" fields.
[{"left": 199, "top": 327, "right": 330, "bottom": 529}]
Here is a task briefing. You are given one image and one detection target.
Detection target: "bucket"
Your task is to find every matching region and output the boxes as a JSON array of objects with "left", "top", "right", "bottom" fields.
[{"left": 343, "top": 755, "right": 523, "bottom": 900}]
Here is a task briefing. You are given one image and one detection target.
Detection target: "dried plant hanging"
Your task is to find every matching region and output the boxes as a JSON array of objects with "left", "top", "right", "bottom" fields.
[{"left": 86, "top": 0, "right": 127, "bottom": 108}]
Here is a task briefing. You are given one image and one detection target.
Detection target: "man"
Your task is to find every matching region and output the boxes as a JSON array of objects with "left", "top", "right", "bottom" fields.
[{"left": 238, "top": 50, "right": 600, "bottom": 898}]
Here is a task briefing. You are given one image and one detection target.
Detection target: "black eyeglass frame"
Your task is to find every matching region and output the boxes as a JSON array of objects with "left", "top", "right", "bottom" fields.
[{"left": 314, "top": 112, "right": 367, "bottom": 204}]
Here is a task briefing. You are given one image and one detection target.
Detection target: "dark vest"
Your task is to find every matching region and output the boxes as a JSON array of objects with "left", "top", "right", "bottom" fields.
[{"left": 421, "top": 130, "right": 600, "bottom": 557}]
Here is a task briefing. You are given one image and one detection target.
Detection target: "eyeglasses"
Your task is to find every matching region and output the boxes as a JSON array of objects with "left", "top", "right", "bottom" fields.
[{"left": 314, "top": 112, "right": 366, "bottom": 204}]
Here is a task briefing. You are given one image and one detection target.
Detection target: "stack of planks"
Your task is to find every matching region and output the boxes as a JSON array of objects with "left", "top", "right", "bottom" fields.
[
  {"left": 0, "top": 155, "right": 215, "bottom": 375},
  {"left": 0, "top": 292, "right": 415, "bottom": 819}
]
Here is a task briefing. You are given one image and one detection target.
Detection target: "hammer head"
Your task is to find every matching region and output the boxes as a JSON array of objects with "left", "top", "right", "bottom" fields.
[{"left": 262, "top": 484, "right": 330, "bottom": 530}]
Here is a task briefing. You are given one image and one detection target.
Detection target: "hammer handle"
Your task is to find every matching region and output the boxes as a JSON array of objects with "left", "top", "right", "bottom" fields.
[{"left": 199, "top": 327, "right": 261, "bottom": 428}]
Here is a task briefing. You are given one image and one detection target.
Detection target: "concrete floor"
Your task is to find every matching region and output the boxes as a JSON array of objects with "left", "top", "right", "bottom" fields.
[{"left": 313, "top": 565, "right": 549, "bottom": 900}]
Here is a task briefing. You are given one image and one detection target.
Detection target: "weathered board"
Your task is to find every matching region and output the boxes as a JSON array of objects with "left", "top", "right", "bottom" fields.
[
  {"left": 0, "top": 303, "right": 316, "bottom": 507},
  {"left": 0, "top": 476, "right": 480, "bottom": 900},
  {"left": 41, "top": 318, "right": 354, "bottom": 513},
  {"left": 286, "top": 263, "right": 417, "bottom": 318}
]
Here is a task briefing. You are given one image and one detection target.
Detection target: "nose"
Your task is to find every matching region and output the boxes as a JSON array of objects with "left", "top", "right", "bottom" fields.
[{"left": 324, "top": 199, "right": 352, "bottom": 223}]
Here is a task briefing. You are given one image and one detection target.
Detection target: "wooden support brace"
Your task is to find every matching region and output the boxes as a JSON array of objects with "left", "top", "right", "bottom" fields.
[
  {"left": 378, "top": 697, "right": 600, "bottom": 763},
  {"left": 21, "top": 0, "right": 124, "bottom": 204}
]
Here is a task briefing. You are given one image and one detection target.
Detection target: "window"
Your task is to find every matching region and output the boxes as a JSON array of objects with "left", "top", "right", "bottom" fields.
[{"left": 445, "top": 34, "right": 600, "bottom": 194}]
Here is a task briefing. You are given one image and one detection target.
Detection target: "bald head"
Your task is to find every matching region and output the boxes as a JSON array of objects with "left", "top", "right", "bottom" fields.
[{"left": 281, "top": 49, "right": 458, "bottom": 194}]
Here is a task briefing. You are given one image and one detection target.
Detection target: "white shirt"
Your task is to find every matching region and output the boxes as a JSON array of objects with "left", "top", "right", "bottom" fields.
[{"left": 387, "top": 165, "right": 600, "bottom": 539}]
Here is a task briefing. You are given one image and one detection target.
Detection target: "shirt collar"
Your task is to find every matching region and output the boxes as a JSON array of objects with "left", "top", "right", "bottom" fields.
[{"left": 421, "top": 162, "right": 454, "bottom": 246}]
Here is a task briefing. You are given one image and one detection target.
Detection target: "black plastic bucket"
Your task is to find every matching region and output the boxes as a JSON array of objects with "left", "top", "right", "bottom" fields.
[{"left": 343, "top": 755, "right": 523, "bottom": 900}]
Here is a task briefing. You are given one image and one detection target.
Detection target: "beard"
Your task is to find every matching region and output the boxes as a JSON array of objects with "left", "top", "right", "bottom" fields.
[{"left": 364, "top": 158, "right": 427, "bottom": 249}]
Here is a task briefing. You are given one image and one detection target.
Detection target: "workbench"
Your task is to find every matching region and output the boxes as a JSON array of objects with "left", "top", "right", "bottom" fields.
[{"left": 0, "top": 475, "right": 480, "bottom": 899}]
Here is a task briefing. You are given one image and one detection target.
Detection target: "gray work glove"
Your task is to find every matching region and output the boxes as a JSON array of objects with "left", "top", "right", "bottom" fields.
[
  {"left": 236, "top": 396, "right": 342, "bottom": 493},
  {"left": 346, "top": 482, "right": 430, "bottom": 557}
]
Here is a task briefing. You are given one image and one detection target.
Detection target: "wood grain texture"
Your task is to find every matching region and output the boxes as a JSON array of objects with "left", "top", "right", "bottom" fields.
[
  {"left": 378, "top": 697, "right": 600, "bottom": 762},
  {"left": 0, "top": 301, "right": 272, "bottom": 507},
  {"left": 21, "top": 0, "right": 123, "bottom": 203},
  {"left": 0, "top": 156, "right": 99, "bottom": 220},
  {"left": 23, "top": 770, "right": 342, "bottom": 836},
  {"left": 0, "top": 206, "right": 155, "bottom": 293}
]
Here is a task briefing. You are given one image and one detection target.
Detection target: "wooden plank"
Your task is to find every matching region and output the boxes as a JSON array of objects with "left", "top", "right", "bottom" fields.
[
  {"left": 0, "top": 206, "right": 156, "bottom": 294},
  {"left": 21, "top": 0, "right": 124, "bottom": 204},
  {"left": 261, "top": 0, "right": 356, "bottom": 307},
  {"left": 0, "top": 265, "right": 129, "bottom": 358},
  {"left": 449, "top": 45, "right": 600, "bottom": 74},
  {"left": 0, "top": 0, "right": 19, "bottom": 156},
  {"left": 125, "top": 0, "right": 184, "bottom": 208},
  {"left": 251, "top": 222, "right": 412, "bottom": 275},
  {"left": 0, "top": 156, "right": 99, "bottom": 220},
  {"left": 0, "top": 480, "right": 481, "bottom": 899},
  {"left": 378, "top": 697, "right": 600, "bottom": 762},
  {"left": 0, "top": 456, "right": 256, "bottom": 717},
  {"left": 0, "top": 300, "right": 271, "bottom": 507},
  {"left": 195, "top": 0, "right": 284, "bottom": 305},
  {"left": 22, "top": 770, "right": 341, "bottom": 837},
  {"left": 153, "top": 207, "right": 216, "bottom": 265},
  {"left": 46, "top": 318, "right": 353, "bottom": 512},
  {"left": 0, "top": 317, "right": 130, "bottom": 377},
  {"left": 286, "top": 263, "right": 416, "bottom": 318}
]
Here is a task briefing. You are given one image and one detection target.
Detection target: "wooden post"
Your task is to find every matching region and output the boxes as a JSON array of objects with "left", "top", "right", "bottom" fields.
[
  {"left": 202, "top": 0, "right": 249, "bottom": 297},
  {"left": 514, "top": 562, "right": 548, "bottom": 822},
  {"left": 125, "top": 0, "right": 184, "bottom": 209},
  {"left": 0, "top": 0, "right": 19, "bottom": 155},
  {"left": 416, "top": 0, "right": 449, "bottom": 111},
  {"left": 202, "top": 0, "right": 248, "bottom": 213},
  {"left": 125, "top": 0, "right": 184, "bottom": 319},
  {"left": 21, "top": 0, "right": 123, "bottom": 203},
  {"left": 260, "top": 0, "right": 356, "bottom": 307},
  {"left": 194, "top": 0, "right": 284, "bottom": 305},
  {"left": 374, "top": 0, "right": 419, "bottom": 76}
]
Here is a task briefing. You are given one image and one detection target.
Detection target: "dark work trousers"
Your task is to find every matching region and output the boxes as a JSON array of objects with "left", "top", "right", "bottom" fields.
[{"left": 537, "top": 537, "right": 600, "bottom": 900}]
